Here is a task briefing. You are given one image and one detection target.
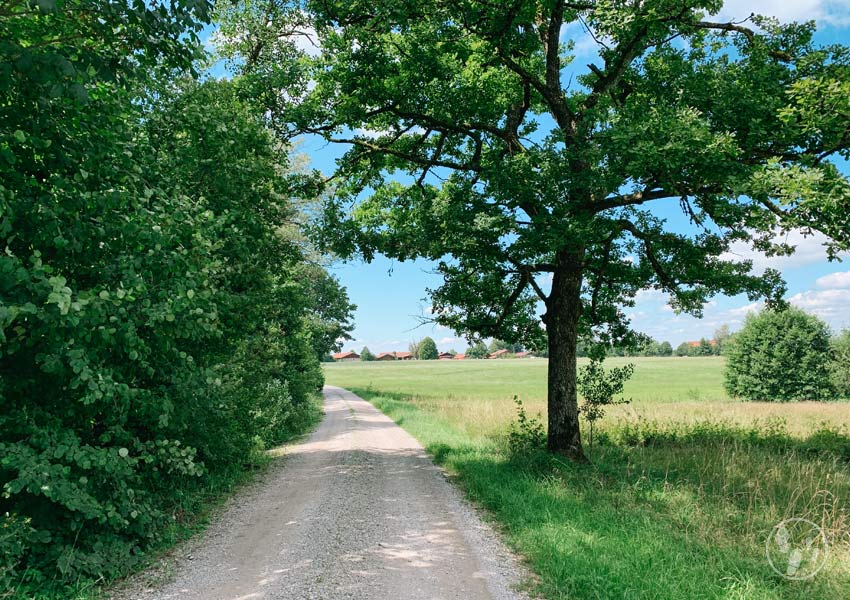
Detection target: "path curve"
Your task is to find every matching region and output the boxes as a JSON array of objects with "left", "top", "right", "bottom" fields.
[{"left": 113, "top": 385, "right": 530, "bottom": 600}]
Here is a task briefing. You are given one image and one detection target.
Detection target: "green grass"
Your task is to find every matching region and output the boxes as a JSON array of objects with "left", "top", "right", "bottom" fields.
[{"left": 324, "top": 358, "right": 850, "bottom": 600}]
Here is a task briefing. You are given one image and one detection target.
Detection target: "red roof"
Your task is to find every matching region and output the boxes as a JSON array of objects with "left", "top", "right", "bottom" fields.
[
  {"left": 686, "top": 339, "right": 717, "bottom": 347},
  {"left": 515, "top": 351, "right": 530, "bottom": 358},
  {"left": 395, "top": 351, "right": 413, "bottom": 358},
  {"left": 488, "top": 349, "right": 510, "bottom": 358},
  {"left": 331, "top": 351, "right": 359, "bottom": 360},
  {"left": 453, "top": 354, "right": 466, "bottom": 360}
]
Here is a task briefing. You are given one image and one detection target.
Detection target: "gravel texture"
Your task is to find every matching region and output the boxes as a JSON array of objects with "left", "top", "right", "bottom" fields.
[{"left": 110, "top": 385, "right": 532, "bottom": 600}]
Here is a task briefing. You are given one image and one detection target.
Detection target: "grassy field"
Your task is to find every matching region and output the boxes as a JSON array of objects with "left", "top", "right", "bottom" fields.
[{"left": 324, "top": 357, "right": 850, "bottom": 600}]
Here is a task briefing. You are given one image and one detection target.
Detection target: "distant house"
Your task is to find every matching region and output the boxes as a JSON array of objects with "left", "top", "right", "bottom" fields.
[
  {"left": 438, "top": 352, "right": 454, "bottom": 360},
  {"left": 395, "top": 351, "right": 414, "bottom": 360},
  {"left": 514, "top": 351, "right": 531, "bottom": 358},
  {"left": 375, "top": 352, "right": 397, "bottom": 361},
  {"left": 487, "top": 349, "right": 510, "bottom": 359},
  {"left": 331, "top": 351, "right": 360, "bottom": 362},
  {"left": 686, "top": 339, "right": 717, "bottom": 348},
  {"left": 453, "top": 354, "right": 466, "bottom": 360}
]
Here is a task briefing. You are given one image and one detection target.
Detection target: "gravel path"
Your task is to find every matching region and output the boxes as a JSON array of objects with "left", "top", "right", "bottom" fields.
[{"left": 112, "top": 385, "right": 531, "bottom": 600}]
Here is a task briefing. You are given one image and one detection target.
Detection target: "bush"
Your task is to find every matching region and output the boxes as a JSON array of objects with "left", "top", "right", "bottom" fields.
[
  {"left": 507, "top": 398, "right": 546, "bottom": 460},
  {"left": 724, "top": 307, "right": 836, "bottom": 401}
]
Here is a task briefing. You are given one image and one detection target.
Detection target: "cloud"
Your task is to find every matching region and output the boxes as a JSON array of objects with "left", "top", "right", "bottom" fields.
[
  {"left": 726, "top": 302, "right": 763, "bottom": 317},
  {"left": 816, "top": 270, "right": 850, "bottom": 289},
  {"left": 788, "top": 289, "right": 850, "bottom": 325},
  {"left": 716, "top": 0, "right": 850, "bottom": 26},
  {"left": 720, "top": 230, "right": 846, "bottom": 273},
  {"left": 439, "top": 336, "right": 458, "bottom": 344}
]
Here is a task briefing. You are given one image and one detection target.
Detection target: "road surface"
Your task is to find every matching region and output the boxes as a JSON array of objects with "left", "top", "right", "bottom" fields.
[{"left": 113, "top": 385, "right": 530, "bottom": 600}]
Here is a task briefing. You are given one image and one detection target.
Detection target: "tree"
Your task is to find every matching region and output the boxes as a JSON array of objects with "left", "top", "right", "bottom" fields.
[
  {"left": 697, "top": 338, "right": 715, "bottom": 356},
  {"left": 408, "top": 340, "right": 421, "bottom": 358},
  {"left": 360, "top": 347, "right": 375, "bottom": 361},
  {"left": 658, "top": 341, "right": 673, "bottom": 357},
  {"left": 714, "top": 324, "right": 732, "bottom": 355},
  {"left": 466, "top": 342, "right": 489, "bottom": 359},
  {"left": 300, "top": 266, "right": 357, "bottom": 361},
  {"left": 222, "top": 2, "right": 850, "bottom": 459},
  {"left": 675, "top": 342, "right": 694, "bottom": 357},
  {"left": 417, "top": 337, "right": 439, "bottom": 360},
  {"left": 725, "top": 308, "right": 836, "bottom": 401}
]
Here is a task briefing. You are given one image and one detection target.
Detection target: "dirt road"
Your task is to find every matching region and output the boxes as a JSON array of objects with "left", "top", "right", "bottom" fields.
[{"left": 115, "top": 386, "right": 530, "bottom": 600}]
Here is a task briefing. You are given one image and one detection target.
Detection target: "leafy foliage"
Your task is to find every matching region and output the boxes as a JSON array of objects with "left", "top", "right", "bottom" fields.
[
  {"left": 724, "top": 308, "right": 836, "bottom": 401},
  {"left": 417, "top": 337, "right": 439, "bottom": 360},
  {"left": 507, "top": 397, "right": 547, "bottom": 460},
  {"left": 360, "top": 347, "right": 375, "bottom": 361},
  {"left": 577, "top": 359, "right": 633, "bottom": 457},
  {"left": 830, "top": 330, "right": 850, "bottom": 399},
  {"left": 0, "top": 2, "right": 351, "bottom": 593},
  {"left": 465, "top": 342, "right": 490, "bottom": 359}
]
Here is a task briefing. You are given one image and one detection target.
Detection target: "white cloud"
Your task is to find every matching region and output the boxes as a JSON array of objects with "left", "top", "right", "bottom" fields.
[
  {"left": 788, "top": 289, "right": 850, "bottom": 325},
  {"left": 726, "top": 302, "right": 763, "bottom": 317},
  {"left": 816, "top": 271, "right": 850, "bottom": 289},
  {"left": 439, "top": 336, "right": 458, "bottom": 344},
  {"left": 717, "top": 0, "right": 850, "bottom": 26},
  {"left": 720, "top": 230, "right": 846, "bottom": 273}
]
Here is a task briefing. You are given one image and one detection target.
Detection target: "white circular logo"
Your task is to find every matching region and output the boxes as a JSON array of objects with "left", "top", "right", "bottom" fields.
[{"left": 766, "top": 518, "right": 829, "bottom": 580}]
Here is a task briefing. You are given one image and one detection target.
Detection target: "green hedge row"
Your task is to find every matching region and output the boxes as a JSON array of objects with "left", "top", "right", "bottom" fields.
[{"left": 1, "top": 2, "right": 351, "bottom": 595}]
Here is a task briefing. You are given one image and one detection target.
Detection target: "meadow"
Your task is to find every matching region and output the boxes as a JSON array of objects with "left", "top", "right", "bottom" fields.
[{"left": 324, "top": 357, "right": 850, "bottom": 600}]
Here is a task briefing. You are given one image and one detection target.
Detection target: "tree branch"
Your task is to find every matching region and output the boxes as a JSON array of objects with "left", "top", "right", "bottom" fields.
[{"left": 692, "top": 20, "right": 793, "bottom": 62}]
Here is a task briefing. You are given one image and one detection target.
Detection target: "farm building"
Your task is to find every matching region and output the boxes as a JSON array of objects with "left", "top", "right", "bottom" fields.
[
  {"left": 331, "top": 351, "right": 360, "bottom": 362},
  {"left": 438, "top": 352, "right": 454, "bottom": 360},
  {"left": 514, "top": 351, "right": 532, "bottom": 358},
  {"left": 453, "top": 354, "right": 466, "bottom": 360},
  {"left": 375, "top": 352, "right": 397, "bottom": 361},
  {"left": 395, "top": 351, "right": 414, "bottom": 360},
  {"left": 685, "top": 339, "right": 717, "bottom": 348},
  {"left": 487, "top": 349, "right": 510, "bottom": 359}
]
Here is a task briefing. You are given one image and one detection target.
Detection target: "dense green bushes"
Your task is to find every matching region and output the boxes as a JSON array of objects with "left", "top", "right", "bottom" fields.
[
  {"left": 0, "top": 2, "right": 350, "bottom": 595},
  {"left": 724, "top": 308, "right": 836, "bottom": 401}
]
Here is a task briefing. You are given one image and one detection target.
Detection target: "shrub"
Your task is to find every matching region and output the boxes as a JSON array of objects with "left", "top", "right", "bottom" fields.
[
  {"left": 724, "top": 307, "right": 836, "bottom": 401},
  {"left": 507, "top": 397, "right": 546, "bottom": 460}
]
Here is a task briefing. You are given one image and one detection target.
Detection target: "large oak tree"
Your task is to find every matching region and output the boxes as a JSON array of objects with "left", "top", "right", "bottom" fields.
[{"left": 220, "top": 0, "right": 850, "bottom": 459}]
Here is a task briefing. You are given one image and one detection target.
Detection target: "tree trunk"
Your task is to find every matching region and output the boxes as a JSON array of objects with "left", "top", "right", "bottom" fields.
[{"left": 545, "top": 250, "right": 586, "bottom": 461}]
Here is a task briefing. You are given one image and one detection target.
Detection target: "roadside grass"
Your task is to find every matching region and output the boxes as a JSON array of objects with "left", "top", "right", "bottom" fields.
[{"left": 324, "top": 359, "right": 850, "bottom": 600}]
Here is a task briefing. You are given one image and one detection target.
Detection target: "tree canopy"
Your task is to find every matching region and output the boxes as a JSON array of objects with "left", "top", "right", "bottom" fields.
[
  {"left": 417, "top": 337, "right": 439, "bottom": 360},
  {"left": 217, "top": 0, "right": 850, "bottom": 459}
]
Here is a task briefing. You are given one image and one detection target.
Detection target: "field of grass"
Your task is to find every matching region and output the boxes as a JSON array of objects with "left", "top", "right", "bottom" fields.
[{"left": 324, "top": 357, "right": 850, "bottom": 600}]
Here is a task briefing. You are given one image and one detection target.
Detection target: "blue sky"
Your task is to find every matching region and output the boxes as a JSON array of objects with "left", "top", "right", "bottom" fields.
[{"left": 205, "top": 1, "right": 850, "bottom": 353}]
